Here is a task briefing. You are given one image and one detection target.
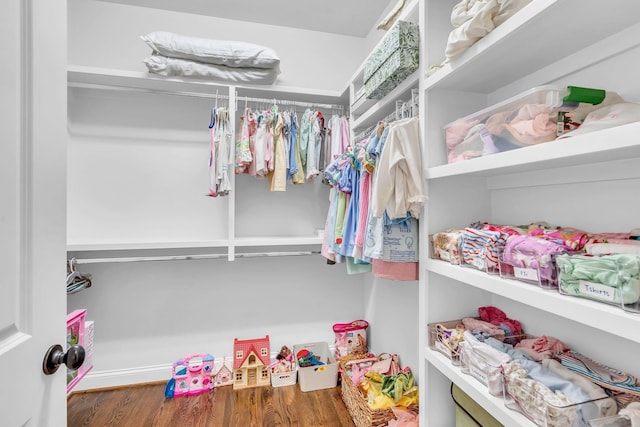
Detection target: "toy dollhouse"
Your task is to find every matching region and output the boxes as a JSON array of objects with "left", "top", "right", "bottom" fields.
[
  {"left": 165, "top": 353, "right": 215, "bottom": 398},
  {"left": 233, "top": 335, "right": 271, "bottom": 390},
  {"left": 213, "top": 356, "right": 233, "bottom": 387}
]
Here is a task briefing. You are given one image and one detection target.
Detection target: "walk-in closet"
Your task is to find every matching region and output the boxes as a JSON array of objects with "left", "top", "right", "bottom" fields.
[{"left": 4, "top": 1, "right": 640, "bottom": 426}]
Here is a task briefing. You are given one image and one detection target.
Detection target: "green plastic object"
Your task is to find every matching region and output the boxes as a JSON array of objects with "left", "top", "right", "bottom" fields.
[{"left": 563, "top": 86, "right": 606, "bottom": 105}]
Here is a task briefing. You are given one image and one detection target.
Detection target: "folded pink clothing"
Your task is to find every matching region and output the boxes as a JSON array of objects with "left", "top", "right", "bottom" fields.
[
  {"left": 372, "top": 259, "right": 418, "bottom": 281},
  {"left": 517, "top": 335, "right": 570, "bottom": 354},
  {"left": 462, "top": 317, "right": 506, "bottom": 341},
  {"left": 485, "top": 104, "right": 558, "bottom": 147},
  {"left": 509, "top": 111, "right": 556, "bottom": 138},
  {"left": 478, "top": 306, "right": 523, "bottom": 337},
  {"left": 445, "top": 118, "right": 480, "bottom": 149}
]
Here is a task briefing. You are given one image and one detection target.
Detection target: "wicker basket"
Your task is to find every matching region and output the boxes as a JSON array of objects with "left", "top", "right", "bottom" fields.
[{"left": 339, "top": 356, "right": 418, "bottom": 427}]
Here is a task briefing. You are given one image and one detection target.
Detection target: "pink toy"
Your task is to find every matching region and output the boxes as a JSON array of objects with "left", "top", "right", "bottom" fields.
[
  {"left": 66, "top": 309, "right": 92, "bottom": 394},
  {"left": 333, "top": 319, "right": 369, "bottom": 359},
  {"left": 165, "top": 353, "right": 215, "bottom": 398}
]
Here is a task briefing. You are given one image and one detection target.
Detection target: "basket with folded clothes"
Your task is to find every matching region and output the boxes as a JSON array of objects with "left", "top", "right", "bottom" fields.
[{"left": 444, "top": 85, "right": 610, "bottom": 164}]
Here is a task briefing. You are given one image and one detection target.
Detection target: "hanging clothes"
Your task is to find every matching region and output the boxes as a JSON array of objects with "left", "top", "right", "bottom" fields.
[
  {"left": 268, "top": 111, "right": 287, "bottom": 191},
  {"left": 321, "top": 115, "right": 424, "bottom": 281},
  {"left": 371, "top": 117, "right": 426, "bottom": 220},
  {"left": 207, "top": 107, "right": 233, "bottom": 197}
]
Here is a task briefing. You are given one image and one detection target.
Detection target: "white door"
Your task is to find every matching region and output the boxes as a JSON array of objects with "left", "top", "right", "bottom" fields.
[{"left": 0, "top": 1, "right": 68, "bottom": 426}]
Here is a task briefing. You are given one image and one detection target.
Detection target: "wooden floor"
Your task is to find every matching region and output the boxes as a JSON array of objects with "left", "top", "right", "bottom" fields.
[{"left": 67, "top": 382, "right": 356, "bottom": 427}]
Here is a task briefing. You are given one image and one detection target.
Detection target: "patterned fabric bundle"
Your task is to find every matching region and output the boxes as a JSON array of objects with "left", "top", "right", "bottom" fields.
[
  {"left": 459, "top": 227, "right": 508, "bottom": 272},
  {"left": 502, "top": 361, "right": 576, "bottom": 427},
  {"left": 431, "top": 229, "right": 463, "bottom": 264},
  {"left": 502, "top": 235, "right": 568, "bottom": 283},
  {"left": 559, "top": 351, "right": 640, "bottom": 397}
]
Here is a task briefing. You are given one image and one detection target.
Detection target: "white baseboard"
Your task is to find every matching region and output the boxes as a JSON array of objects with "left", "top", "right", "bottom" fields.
[{"left": 72, "top": 364, "right": 173, "bottom": 392}]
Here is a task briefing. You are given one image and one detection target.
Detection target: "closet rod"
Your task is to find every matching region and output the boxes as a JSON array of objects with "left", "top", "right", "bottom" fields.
[
  {"left": 236, "top": 94, "right": 344, "bottom": 111},
  {"left": 73, "top": 250, "right": 321, "bottom": 264},
  {"left": 69, "top": 82, "right": 230, "bottom": 101}
]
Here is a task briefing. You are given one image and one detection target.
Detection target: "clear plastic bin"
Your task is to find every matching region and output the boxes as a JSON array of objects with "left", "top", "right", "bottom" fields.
[
  {"left": 444, "top": 85, "right": 569, "bottom": 164},
  {"left": 459, "top": 333, "right": 535, "bottom": 396},
  {"left": 459, "top": 227, "right": 510, "bottom": 275},
  {"left": 555, "top": 253, "right": 640, "bottom": 314},
  {"left": 428, "top": 318, "right": 526, "bottom": 367},
  {"left": 430, "top": 230, "right": 463, "bottom": 265},
  {"left": 498, "top": 236, "right": 572, "bottom": 289},
  {"left": 428, "top": 319, "right": 466, "bottom": 365},
  {"left": 502, "top": 365, "right": 630, "bottom": 427}
]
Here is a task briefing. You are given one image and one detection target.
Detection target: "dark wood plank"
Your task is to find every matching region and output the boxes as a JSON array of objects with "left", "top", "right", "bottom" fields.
[{"left": 68, "top": 382, "right": 356, "bottom": 427}]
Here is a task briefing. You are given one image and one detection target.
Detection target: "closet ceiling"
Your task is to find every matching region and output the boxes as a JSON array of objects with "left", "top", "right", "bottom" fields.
[{"left": 98, "top": 0, "right": 393, "bottom": 37}]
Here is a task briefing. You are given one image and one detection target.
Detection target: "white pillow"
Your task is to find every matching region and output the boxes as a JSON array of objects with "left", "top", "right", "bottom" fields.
[
  {"left": 141, "top": 31, "right": 280, "bottom": 70},
  {"left": 143, "top": 54, "right": 280, "bottom": 85}
]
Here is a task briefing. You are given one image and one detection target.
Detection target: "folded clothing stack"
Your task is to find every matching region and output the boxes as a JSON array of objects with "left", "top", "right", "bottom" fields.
[{"left": 141, "top": 31, "right": 281, "bottom": 84}]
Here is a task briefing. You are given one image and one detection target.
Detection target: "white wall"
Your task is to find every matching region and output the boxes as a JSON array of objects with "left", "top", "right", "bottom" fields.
[
  {"left": 66, "top": 0, "right": 422, "bottom": 390},
  {"left": 68, "top": 0, "right": 367, "bottom": 91}
]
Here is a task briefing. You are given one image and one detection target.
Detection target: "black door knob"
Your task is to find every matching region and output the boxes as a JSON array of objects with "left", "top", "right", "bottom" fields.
[{"left": 42, "top": 344, "right": 86, "bottom": 375}]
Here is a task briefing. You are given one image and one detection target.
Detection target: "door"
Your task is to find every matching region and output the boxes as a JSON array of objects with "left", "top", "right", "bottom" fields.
[{"left": 0, "top": 1, "right": 68, "bottom": 426}]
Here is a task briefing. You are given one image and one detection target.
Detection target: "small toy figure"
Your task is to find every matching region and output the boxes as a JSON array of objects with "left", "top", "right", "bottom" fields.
[{"left": 270, "top": 345, "right": 293, "bottom": 373}]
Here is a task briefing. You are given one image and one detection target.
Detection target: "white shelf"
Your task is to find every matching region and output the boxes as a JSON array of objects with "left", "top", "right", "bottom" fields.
[
  {"left": 424, "top": 0, "right": 640, "bottom": 93},
  {"left": 233, "top": 236, "right": 322, "bottom": 247},
  {"left": 427, "top": 122, "right": 640, "bottom": 179},
  {"left": 351, "top": 70, "right": 419, "bottom": 132},
  {"left": 68, "top": 65, "right": 347, "bottom": 106},
  {"left": 345, "top": 0, "right": 420, "bottom": 131},
  {"left": 67, "top": 240, "right": 229, "bottom": 252},
  {"left": 420, "top": 1, "right": 640, "bottom": 426},
  {"left": 426, "top": 349, "right": 533, "bottom": 427},
  {"left": 426, "top": 259, "right": 640, "bottom": 343},
  {"left": 67, "top": 236, "right": 322, "bottom": 252}
]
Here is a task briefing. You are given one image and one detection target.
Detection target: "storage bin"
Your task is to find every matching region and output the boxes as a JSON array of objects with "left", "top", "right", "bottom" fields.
[
  {"left": 428, "top": 319, "right": 467, "bottom": 364},
  {"left": 270, "top": 369, "right": 297, "bottom": 388},
  {"left": 451, "top": 383, "right": 503, "bottom": 427},
  {"left": 459, "top": 333, "right": 534, "bottom": 396},
  {"left": 430, "top": 230, "right": 463, "bottom": 265},
  {"left": 502, "top": 363, "right": 632, "bottom": 427},
  {"left": 498, "top": 235, "right": 570, "bottom": 289},
  {"left": 555, "top": 253, "right": 640, "bottom": 313},
  {"left": 339, "top": 354, "right": 419, "bottom": 427},
  {"left": 293, "top": 342, "right": 338, "bottom": 392},
  {"left": 444, "top": 86, "right": 571, "bottom": 164},
  {"left": 84, "top": 319, "right": 95, "bottom": 370},
  {"left": 459, "top": 227, "right": 512, "bottom": 275},
  {"left": 363, "top": 20, "right": 419, "bottom": 100}
]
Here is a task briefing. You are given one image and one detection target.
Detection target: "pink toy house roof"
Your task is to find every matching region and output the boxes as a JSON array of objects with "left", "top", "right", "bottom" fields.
[{"left": 233, "top": 335, "right": 270, "bottom": 369}]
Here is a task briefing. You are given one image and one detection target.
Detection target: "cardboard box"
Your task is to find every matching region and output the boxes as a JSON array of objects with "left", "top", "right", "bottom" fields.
[{"left": 293, "top": 342, "right": 338, "bottom": 392}]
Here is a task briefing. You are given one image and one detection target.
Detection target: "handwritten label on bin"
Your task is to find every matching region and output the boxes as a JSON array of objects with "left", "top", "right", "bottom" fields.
[
  {"left": 514, "top": 267, "right": 539, "bottom": 282},
  {"left": 579, "top": 280, "right": 615, "bottom": 302}
]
